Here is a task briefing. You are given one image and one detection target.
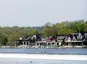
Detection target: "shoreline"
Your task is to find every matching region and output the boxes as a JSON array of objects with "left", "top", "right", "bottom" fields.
[
  {"left": 0, "top": 53, "right": 87, "bottom": 60},
  {"left": 1, "top": 45, "right": 87, "bottom": 48}
]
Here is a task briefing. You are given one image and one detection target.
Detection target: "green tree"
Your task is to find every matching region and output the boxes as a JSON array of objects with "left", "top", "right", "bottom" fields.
[
  {"left": 43, "top": 26, "right": 58, "bottom": 37},
  {"left": 28, "top": 29, "right": 39, "bottom": 35},
  {"left": 70, "top": 20, "right": 84, "bottom": 33},
  {"left": 58, "top": 28, "right": 74, "bottom": 35},
  {"left": 0, "top": 33, "right": 7, "bottom": 45},
  {"left": 84, "top": 22, "right": 87, "bottom": 32}
]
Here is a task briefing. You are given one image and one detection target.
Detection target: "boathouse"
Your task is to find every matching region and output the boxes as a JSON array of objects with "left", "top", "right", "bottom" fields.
[
  {"left": 15, "top": 33, "right": 87, "bottom": 47},
  {"left": 15, "top": 34, "right": 43, "bottom": 46},
  {"left": 57, "top": 35, "right": 65, "bottom": 46},
  {"left": 64, "top": 33, "right": 87, "bottom": 46},
  {"left": 15, "top": 35, "right": 36, "bottom": 46}
]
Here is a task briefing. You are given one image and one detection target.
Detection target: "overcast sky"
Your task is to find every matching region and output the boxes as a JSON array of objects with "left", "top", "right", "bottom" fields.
[{"left": 0, "top": 0, "right": 87, "bottom": 27}]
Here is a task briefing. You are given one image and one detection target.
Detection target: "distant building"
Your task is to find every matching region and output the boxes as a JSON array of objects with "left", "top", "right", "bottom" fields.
[
  {"left": 64, "top": 33, "right": 87, "bottom": 46},
  {"left": 83, "top": 33, "right": 87, "bottom": 45},
  {"left": 57, "top": 35, "right": 65, "bottom": 46},
  {"left": 15, "top": 33, "right": 87, "bottom": 47},
  {"left": 15, "top": 35, "right": 36, "bottom": 46}
]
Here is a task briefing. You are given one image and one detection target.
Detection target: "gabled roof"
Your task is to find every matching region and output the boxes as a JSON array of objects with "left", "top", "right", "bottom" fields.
[{"left": 57, "top": 36, "right": 65, "bottom": 40}]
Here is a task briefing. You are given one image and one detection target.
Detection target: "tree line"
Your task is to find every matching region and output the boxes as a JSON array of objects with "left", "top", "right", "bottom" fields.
[{"left": 0, "top": 20, "right": 87, "bottom": 46}]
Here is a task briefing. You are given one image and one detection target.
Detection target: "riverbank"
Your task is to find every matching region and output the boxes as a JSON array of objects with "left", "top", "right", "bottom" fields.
[
  {"left": 1, "top": 45, "right": 87, "bottom": 48},
  {"left": 0, "top": 53, "right": 87, "bottom": 60}
]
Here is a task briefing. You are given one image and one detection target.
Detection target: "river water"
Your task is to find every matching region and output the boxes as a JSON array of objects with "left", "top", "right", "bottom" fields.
[
  {"left": 0, "top": 48, "right": 87, "bottom": 64},
  {"left": 0, "top": 48, "right": 87, "bottom": 55}
]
